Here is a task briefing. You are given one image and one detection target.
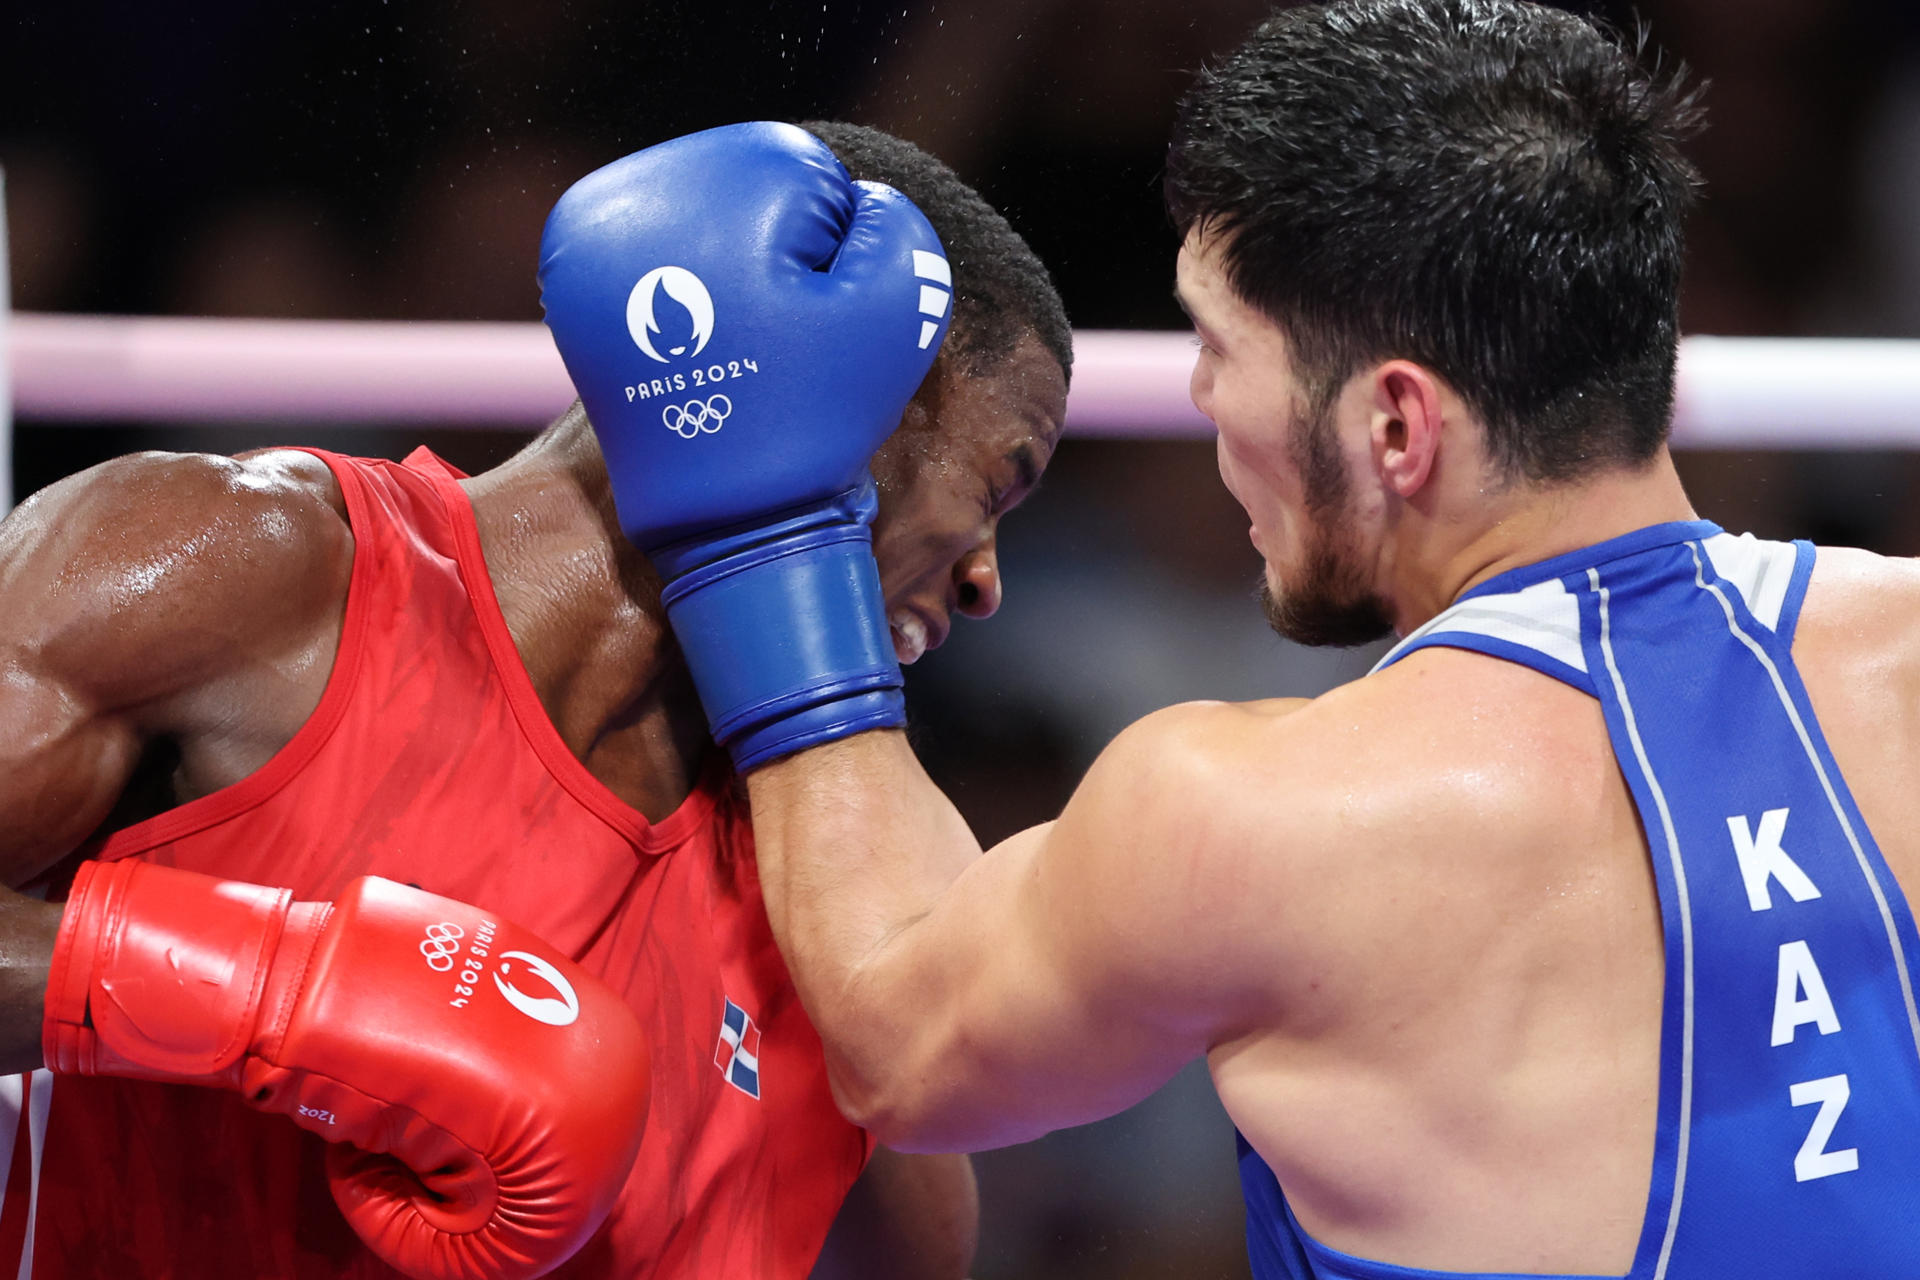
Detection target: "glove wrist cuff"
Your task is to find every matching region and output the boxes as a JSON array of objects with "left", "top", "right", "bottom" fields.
[
  {"left": 45, "top": 860, "right": 290, "bottom": 1083},
  {"left": 43, "top": 859, "right": 117, "bottom": 1074},
  {"left": 645, "top": 481, "right": 882, "bottom": 579},
  {"left": 663, "top": 516, "right": 903, "bottom": 772}
]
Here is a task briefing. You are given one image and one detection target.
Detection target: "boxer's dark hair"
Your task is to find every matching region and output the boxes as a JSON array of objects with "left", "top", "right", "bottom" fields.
[
  {"left": 1165, "top": 0, "right": 1704, "bottom": 482},
  {"left": 801, "top": 120, "right": 1073, "bottom": 385}
]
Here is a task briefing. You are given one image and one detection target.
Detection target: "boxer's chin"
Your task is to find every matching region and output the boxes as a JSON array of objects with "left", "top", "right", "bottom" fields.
[
  {"left": 890, "top": 612, "right": 929, "bottom": 665},
  {"left": 1260, "top": 553, "right": 1393, "bottom": 649}
]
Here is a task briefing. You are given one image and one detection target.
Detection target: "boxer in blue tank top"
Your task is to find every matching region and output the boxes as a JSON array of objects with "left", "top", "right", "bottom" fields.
[
  {"left": 663, "top": 4, "right": 1920, "bottom": 1279},
  {"left": 1238, "top": 523, "right": 1920, "bottom": 1278}
]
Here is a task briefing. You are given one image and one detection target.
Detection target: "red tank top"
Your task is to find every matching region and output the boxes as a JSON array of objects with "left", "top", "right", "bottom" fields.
[{"left": 1, "top": 448, "right": 870, "bottom": 1278}]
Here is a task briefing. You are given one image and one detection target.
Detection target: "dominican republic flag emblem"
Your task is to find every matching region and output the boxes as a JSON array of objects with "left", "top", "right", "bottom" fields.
[{"left": 715, "top": 998, "right": 762, "bottom": 1099}]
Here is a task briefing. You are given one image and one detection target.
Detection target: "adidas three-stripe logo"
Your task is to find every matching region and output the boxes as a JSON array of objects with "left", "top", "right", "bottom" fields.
[{"left": 912, "top": 250, "right": 951, "bottom": 350}]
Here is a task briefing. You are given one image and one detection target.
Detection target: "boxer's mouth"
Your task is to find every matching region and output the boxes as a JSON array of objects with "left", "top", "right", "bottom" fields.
[{"left": 890, "top": 611, "right": 930, "bottom": 665}]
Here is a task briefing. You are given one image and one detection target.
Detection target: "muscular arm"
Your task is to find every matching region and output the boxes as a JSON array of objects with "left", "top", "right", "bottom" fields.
[
  {"left": 0, "top": 449, "right": 352, "bottom": 1072},
  {"left": 746, "top": 701, "right": 1299, "bottom": 1152}
]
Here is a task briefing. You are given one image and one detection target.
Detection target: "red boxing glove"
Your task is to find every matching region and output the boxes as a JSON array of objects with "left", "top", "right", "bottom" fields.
[{"left": 44, "top": 860, "right": 651, "bottom": 1280}]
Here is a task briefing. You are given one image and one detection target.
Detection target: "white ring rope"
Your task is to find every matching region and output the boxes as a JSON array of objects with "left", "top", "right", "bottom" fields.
[{"left": 8, "top": 313, "right": 1920, "bottom": 448}]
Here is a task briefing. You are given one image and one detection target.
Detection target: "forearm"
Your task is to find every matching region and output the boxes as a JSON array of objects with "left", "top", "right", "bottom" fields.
[
  {"left": 0, "top": 887, "right": 61, "bottom": 1075},
  {"left": 747, "top": 731, "right": 997, "bottom": 1125}
]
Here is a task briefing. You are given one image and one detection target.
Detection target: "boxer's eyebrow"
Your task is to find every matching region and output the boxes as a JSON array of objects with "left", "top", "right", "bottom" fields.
[{"left": 1173, "top": 287, "right": 1220, "bottom": 346}]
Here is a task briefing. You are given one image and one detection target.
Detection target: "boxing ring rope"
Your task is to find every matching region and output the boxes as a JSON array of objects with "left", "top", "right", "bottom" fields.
[{"left": 9, "top": 312, "right": 1920, "bottom": 450}]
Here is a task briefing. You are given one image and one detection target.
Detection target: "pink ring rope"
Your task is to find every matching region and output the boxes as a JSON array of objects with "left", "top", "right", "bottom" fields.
[{"left": 9, "top": 313, "right": 1920, "bottom": 447}]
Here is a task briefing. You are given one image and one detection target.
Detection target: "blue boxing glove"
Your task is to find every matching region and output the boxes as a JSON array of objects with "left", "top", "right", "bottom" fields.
[{"left": 538, "top": 122, "right": 952, "bottom": 770}]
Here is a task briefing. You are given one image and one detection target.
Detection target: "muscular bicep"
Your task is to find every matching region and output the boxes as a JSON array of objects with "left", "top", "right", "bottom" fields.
[
  {"left": 0, "top": 659, "right": 145, "bottom": 881},
  {"left": 0, "top": 450, "right": 351, "bottom": 883},
  {"left": 876, "top": 700, "right": 1298, "bottom": 1151}
]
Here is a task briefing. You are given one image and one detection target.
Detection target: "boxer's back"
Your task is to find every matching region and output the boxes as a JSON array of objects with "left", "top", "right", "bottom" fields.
[{"left": 1210, "top": 532, "right": 1920, "bottom": 1279}]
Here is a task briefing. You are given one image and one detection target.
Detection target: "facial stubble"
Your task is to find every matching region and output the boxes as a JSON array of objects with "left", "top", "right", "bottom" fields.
[{"left": 1257, "top": 389, "right": 1395, "bottom": 648}]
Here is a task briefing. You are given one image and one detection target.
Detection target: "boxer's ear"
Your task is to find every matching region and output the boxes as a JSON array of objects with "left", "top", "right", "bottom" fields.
[{"left": 1370, "top": 359, "right": 1446, "bottom": 498}]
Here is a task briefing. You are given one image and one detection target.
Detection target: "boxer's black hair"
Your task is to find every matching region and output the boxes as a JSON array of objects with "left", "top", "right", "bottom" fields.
[
  {"left": 801, "top": 120, "right": 1074, "bottom": 386},
  {"left": 1165, "top": 0, "right": 1704, "bottom": 483}
]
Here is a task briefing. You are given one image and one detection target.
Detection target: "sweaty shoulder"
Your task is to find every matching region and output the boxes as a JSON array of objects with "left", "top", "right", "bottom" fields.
[
  {"left": 1305, "top": 648, "right": 1619, "bottom": 833},
  {"left": 1073, "top": 695, "right": 1315, "bottom": 851},
  {"left": 0, "top": 448, "right": 353, "bottom": 724},
  {"left": 1792, "top": 548, "right": 1920, "bottom": 852},
  {"left": 1092, "top": 654, "right": 1624, "bottom": 994},
  {"left": 1796, "top": 544, "right": 1920, "bottom": 655},
  {"left": 1795, "top": 545, "right": 1920, "bottom": 738},
  {"left": 1100, "top": 658, "right": 1599, "bottom": 849}
]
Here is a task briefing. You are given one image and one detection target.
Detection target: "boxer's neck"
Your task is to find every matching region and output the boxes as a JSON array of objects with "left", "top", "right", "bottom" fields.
[
  {"left": 1386, "top": 448, "right": 1699, "bottom": 634},
  {"left": 461, "top": 408, "right": 716, "bottom": 823}
]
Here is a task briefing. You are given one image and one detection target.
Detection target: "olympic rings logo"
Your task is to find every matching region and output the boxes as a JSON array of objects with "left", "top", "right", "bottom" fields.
[
  {"left": 420, "top": 922, "right": 467, "bottom": 971},
  {"left": 662, "top": 394, "right": 732, "bottom": 439}
]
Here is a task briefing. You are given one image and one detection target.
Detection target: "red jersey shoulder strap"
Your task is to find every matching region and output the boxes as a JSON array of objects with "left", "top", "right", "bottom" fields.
[{"left": 397, "top": 449, "right": 722, "bottom": 854}]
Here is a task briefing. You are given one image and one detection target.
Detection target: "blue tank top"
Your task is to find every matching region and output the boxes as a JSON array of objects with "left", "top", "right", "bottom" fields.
[{"left": 1238, "top": 521, "right": 1920, "bottom": 1280}]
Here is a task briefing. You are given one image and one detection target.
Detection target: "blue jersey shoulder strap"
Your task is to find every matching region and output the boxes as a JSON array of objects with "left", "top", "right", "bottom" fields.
[
  {"left": 1373, "top": 522, "right": 1812, "bottom": 684},
  {"left": 1238, "top": 522, "right": 1920, "bottom": 1280}
]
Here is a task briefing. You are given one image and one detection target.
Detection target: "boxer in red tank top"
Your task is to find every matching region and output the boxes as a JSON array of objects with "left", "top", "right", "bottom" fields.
[{"left": 0, "top": 123, "right": 1070, "bottom": 1279}]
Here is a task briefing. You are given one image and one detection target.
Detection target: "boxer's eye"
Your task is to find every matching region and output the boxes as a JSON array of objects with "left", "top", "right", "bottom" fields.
[{"left": 980, "top": 480, "right": 1003, "bottom": 518}]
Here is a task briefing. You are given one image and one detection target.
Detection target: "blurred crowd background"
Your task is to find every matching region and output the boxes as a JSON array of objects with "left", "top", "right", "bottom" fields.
[{"left": 5, "top": 1, "right": 1919, "bottom": 1275}]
